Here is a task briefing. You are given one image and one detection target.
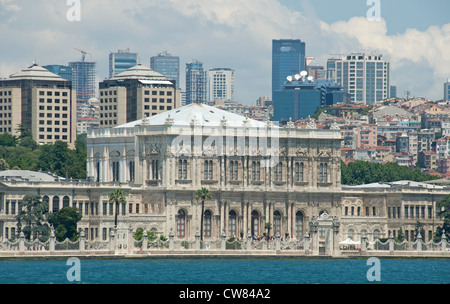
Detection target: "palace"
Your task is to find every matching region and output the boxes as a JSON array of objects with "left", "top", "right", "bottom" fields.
[{"left": 0, "top": 103, "right": 446, "bottom": 252}]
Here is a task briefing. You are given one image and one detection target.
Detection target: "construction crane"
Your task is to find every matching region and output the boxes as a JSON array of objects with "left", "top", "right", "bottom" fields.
[{"left": 73, "top": 47, "right": 91, "bottom": 62}]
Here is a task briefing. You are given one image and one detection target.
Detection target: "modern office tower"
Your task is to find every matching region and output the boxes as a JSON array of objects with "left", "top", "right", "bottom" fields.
[
  {"left": 326, "top": 53, "right": 390, "bottom": 105},
  {"left": 69, "top": 55, "right": 96, "bottom": 104},
  {"left": 272, "top": 39, "right": 306, "bottom": 97},
  {"left": 273, "top": 73, "right": 321, "bottom": 122},
  {"left": 208, "top": 68, "right": 234, "bottom": 102},
  {"left": 150, "top": 51, "right": 180, "bottom": 89},
  {"left": 444, "top": 80, "right": 450, "bottom": 101},
  {"left": 316, "top": 79, "right": 351, "bottom": 106},
  {"left": 185, "top": 60, "right": 207, "bottom": 105},
  {"left": 98, "top": 64, "right": 181, "bottom": 128},
  {"left": 42, "top": 65, "right": 73, "bottom": 81},
  {"left": 0, "top": 64, "right": 77, "bottom": 148},
  {"left": 109, "top": 48, "right": 139, "bottom": 78}
]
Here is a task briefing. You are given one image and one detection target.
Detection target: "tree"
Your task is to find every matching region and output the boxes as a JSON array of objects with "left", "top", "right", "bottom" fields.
[
  {"left": 48, "top": 207, "right": 82, "bottom": 242},
  {"left": 433, "top": 194, "right": 450, "bottom": 242},
  {"left": 109, "top": 189, "right": 126, "bottom": 228},
  {"left": 15, "top": 195, "right": 50, "bottom": 241},
  {"left": 0, "top": 132, "right": 17, "bottom": 147},
  {"left": 195, "top": 187, "right": 211, "bottom": 242},
  {"left": 414, "top": 221, "right": 425, "bottom": 240},
  {"left": 395, "top": 227, "right": 405, "bottom": 242}
]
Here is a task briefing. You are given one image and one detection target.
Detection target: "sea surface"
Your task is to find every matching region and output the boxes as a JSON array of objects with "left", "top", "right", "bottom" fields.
[{"left": 0, "top": 257, "right": 448, "bottom": 284}]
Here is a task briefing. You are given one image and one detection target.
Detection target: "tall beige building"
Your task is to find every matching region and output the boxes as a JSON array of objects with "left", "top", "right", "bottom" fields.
[
  {"left": 98, "top": 64, "right": 181, "bottom": 128},
  {"left": 0, "top": 64, "right": 77, "bottom": 148}
]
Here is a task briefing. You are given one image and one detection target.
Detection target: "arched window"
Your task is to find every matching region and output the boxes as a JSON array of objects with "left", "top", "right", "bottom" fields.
[
  {"left": 252, "top": 161, "right": 261, "bottom": 181},
  {"left": 228, "top": 210, "right": 237, "bottom": 237},
  {"left": 63, "top": 196, "right": 70, "bottom": 208},
  {"left": 295, "top": 211, "right": 304, "bottom": 239},
  {"left": 203, "top": 210, "right": 212, "bottom": 238},
  {"left": 273, "top": 211, "right": 281, "bottom": 237},
  {"left": 177, "top": 209, "right": 186, "bottom": 238},
  {"left": 52, "top": 196, "right": 60, "bottom": 213},
  {"left": 251, "top": 210, "right": 260, "bottom": 237}
]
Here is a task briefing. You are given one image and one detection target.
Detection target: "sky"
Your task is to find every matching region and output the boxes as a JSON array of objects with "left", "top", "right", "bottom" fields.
[{"left": 0, "top": 0, "right": 449, "bottom": 104}]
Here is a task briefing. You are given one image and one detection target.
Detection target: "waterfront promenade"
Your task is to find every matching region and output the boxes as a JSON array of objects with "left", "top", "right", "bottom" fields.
[{"left": 1, "top": 229, "right": 449, "bottom": 259}]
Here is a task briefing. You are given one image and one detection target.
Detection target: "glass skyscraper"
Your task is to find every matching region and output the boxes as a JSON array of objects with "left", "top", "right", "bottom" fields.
[
  {"left": 272, "top": 39, "right": 306, "bottom": 97},
  {"left": 109, "top": 48, "right": 139, "bottom": 78},
  {"left": 185, "top": 60, "right": 207, "bottom": 105},
  {"left": 150, "top": 51, "right": 180, "bottom": 89}
]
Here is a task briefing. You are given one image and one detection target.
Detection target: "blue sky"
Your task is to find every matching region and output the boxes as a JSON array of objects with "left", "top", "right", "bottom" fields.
[{"left": 0, "top": 0, "right": 449, "bottom": 104}]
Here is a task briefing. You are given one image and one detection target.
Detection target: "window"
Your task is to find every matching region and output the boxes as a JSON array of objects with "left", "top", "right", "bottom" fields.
[
  {"left": 52, "top": 196, "right": 60, "bottom": 213},
  {"left": 229, "top": 160, "right": 238, "bottom": 180},
  {"left": 129, "top": 161, "right": 135, "bottom": 182},
  {"left": 319, "top": 163, "right": 328, "bottom": 182},
  {"left": 294, "top": 162, "right": 304, "bottom": 182},
  {"left": 177, "top": 209, "right": 186, "bottom": 238},
  {"left": 178, "top": 159, "right": 187, "bottom": 179},
  {"left": 273, "top": 211, "right": 281, "bottom": 237},
  {"left": 251, "top": 210, "right": 259, "bottom": 237},
  {"left": 203, "top": 210, "right": 212, "bottom": 238},
  {"left": 112, "top": 161, "right": 120, "bottom": 182},
  {"left": 274, "top": 162, "right": 282, "bottom": 181},
  {"left": 251, "top": 161, "right": 260, "bottom": 181},
  {"left": 204, "top": 160, "right": 213, "bottom": 180},
  {"left": 295, "top": 211, "right": 304, "bottom": 239},
  {"left": 228, "top": 210, "right": 237, "bottom": 237},
  {"left": 151, "top": 159, "right": 158, "bottom": 180}
]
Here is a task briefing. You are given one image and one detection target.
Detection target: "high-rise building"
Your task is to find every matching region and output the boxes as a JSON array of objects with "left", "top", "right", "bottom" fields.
[
  {"left": 98, "top": 64, "right": 181, "bottom": 128},
  {"left": 326, "top": 53, "right": 390, "bottom": 105},
  {"left": 0, "top": 64, "right": 77, "bottom": 148},
  {"left": 150, "top": 51, "right": 180, "bottom": 89},
  {"left": 42, "top": 65, "right": 73, "bottom": 81},
  {"left": 69, "top": 60, "right": 96, "bottom": 104},
  {"left": 185, "top": 60, "right": 207, "bottom": 105},
  {"left": 208, "top": 68, "right": 234, "bottom": 102},
  {"left": 109, "top": 48, "right": 139, "bottom": 78},
  {"left": 306, "top": 57, "right": 326, "bottom": 80},
  {"left": 444, "top": 80, "right": 450, "bottom": 101},
  {"left": 272, "top": 39, "right": 306, "bottom": 97}
]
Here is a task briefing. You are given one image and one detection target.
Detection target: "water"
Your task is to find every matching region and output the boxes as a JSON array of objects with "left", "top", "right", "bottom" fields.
[{"left": 0, "top": 257, "right": 448, "bottom": 284}]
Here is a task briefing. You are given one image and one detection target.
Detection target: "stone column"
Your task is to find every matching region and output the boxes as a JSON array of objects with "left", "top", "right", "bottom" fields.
[
  {"left": 195, "top": 230, "right": 200, "bottom": 250},
  {"left": 169, "top": 230, "right": 174, "bottom": 251},
  {"left": 304, "top": 232, "right": 310, "bottom": 253},
  {"left": 388, "top": 231, "right": 394, "bottom": 253},
  {"left": 18, "top": 232, "right": 25, "bottom": 252},
  {"left": 49, "top": 228, "right": 55, "bottom": 252},
  {"left": 109, "top": 229, "right": 115, "bottom": 251},
  {"left": 416, "top": 232, "right": 422, "bottom": 252},
  {"left": 79, "top": 230, "right": 86, "bottom": 252},
  {"left": 142, "top": 233, "right": 148, "bottom": 251},
  {"left": 441, "top": 231, "right": 447, "bottom": 252},
  {"left": 220, "top": 201, "right": 224, "bottom": 237},
  {"left": 275, "top": 233, "right": 281, "bottom": 251}
]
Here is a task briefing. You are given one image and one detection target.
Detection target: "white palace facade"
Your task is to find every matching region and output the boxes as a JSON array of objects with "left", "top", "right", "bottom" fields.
[{"left": 0, "top": 103, "right": 446, "bottom": 247}]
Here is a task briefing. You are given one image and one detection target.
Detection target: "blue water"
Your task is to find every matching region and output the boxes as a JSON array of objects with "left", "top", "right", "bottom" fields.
[{"left": 0, "top": 258, "right": 448, "bottom": 284}]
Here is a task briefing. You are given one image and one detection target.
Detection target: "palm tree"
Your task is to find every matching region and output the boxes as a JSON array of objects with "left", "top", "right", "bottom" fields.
[
  {"left": 195, "top": 187, "right": 211, "bottom": 242},
  {"left": 109, "top": 189, "right": 126, "bottom": 228}
]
